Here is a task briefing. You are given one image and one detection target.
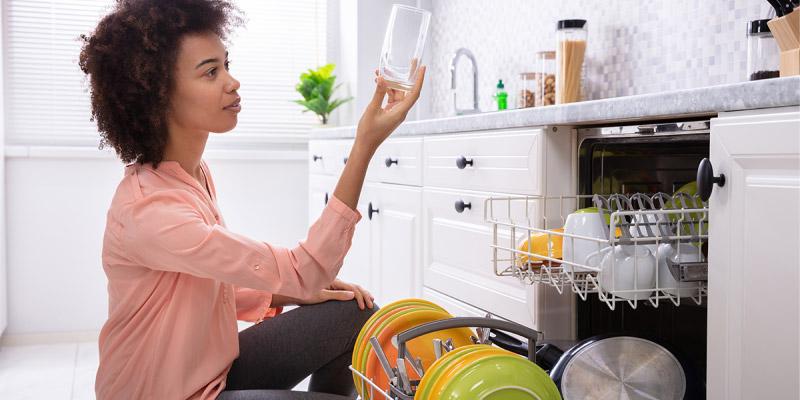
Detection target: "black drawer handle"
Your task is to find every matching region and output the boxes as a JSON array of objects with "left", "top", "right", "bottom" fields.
[
  {"left": 697, "top": 158, "right": 725, "bottom": 201},
  {"left": 385, "top": 157, "right": 399, "bottom": 167},
  {"left": 455, "top": 200, "right": 472, "bottom": 213},
  {"left": 456, "top": 156, "right": 473, "bottom": 169},
  {"left": 368, "top": 202, "right": 379, "bottom": 220},
  {"left": 312, "top": 154, "right": 322, "bottom": 162},
  {"left": 343, "top": 157, "right": 349, "bottom": 165},
  {"left": 324, "top": 192, "right": 329, "bottom": 205}
]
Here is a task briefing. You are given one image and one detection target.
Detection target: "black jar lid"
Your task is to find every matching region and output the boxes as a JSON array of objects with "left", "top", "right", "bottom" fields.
[
  {"left": 557, "top": 19, "right": 587, "bottom": 30},
  {"left": 748, "top": 19, "right": 772, "bottom": 35}
]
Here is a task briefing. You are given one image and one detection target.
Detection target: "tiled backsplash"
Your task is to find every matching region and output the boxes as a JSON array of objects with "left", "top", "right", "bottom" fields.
[{"left": 428, "top": 0, "right": 772, "bottom": 118}]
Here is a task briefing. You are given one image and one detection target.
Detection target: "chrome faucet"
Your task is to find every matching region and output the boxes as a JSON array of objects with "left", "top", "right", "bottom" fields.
[{"left": 450, "top": 48, "right": 479, "bottom": 115}]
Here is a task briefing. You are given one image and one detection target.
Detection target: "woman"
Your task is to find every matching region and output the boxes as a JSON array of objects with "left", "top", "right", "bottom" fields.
[{"left": 78, "top": 1, "right": 425, "bottom": 399}]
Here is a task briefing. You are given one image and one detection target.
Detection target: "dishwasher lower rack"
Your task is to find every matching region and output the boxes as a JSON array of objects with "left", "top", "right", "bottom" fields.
[
  {"left": 350, "top": 317, "right": 541, "bottom": 400},
  {"left": 485, "top": 193, "right": 709, "bottom": 310}
]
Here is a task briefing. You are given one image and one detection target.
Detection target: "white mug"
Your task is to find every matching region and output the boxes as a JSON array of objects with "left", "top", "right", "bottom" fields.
[
  {"left": 655, "top": 243, "right": 702, "bottom": 297},
  {"left": 562, "top": 208, "right": 608, "bottom": 273},
  {"left": 586, "top": 245, "right": 656, "bottom": 301}
]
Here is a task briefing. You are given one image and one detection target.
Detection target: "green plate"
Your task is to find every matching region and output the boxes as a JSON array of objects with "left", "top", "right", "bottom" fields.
[{"left": 438, "top": 353, "right": 561, "bottom": 400}]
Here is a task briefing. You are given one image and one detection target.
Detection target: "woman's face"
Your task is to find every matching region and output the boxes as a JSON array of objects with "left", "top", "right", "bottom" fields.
[{"left": 168, "top": 32, "right": 241, "bottom": 135}]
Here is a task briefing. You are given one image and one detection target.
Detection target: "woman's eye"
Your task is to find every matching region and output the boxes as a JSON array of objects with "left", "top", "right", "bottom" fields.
[
  {"left": 225, "top": 60, "right": 231, "bottom": 70},
  {"left": 206, "top": 68, "right": 217, "bottom": 78}
]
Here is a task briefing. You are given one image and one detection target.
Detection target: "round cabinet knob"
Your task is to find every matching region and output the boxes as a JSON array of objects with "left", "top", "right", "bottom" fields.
[
  {"left": 343, "top": 157, "right": 349, "bottom": 165},
  {"left": 324, "top": 192, "right": 329, "bottom": 205},
  {"left": 368, "top": 202, "right": 380, "bottom": 220},
  {"left": 454, "top": 200, "right": 472, "bottom": 213},
  {"left": 697, "top": 158, "right": 725, "bottom": 201},
  {"left": 456, "top": 156, "right": 474, "bottom": 169},
  {"left": 385, "top": 157, "right": 398, "bottom": 167},
  {"left": 312, "top": 154, "right": 322, "bottom": 162}
]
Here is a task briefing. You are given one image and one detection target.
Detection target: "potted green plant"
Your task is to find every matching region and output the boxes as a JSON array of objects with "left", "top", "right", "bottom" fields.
[{"left": 294, "top": 63, "right": 352, "bottom": 125}]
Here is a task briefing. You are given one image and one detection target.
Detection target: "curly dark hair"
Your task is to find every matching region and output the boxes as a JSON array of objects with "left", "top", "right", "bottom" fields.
[{"left": 79, "top": 0, "right": 243, "bottom": 167}]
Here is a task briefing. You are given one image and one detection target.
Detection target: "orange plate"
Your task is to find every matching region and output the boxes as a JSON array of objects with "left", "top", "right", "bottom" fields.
[{"left": 365, "top": 309, "right": 474, "bottom": 396}]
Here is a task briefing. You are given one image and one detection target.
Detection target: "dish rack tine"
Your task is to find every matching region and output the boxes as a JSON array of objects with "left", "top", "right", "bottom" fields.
[
  {"left": 401, "top": 345, "right": 424, "bottom": 377},
  {"left": 349, "top": 366, "right": 394, "bottom": 400},
  {"left": 369, "top": 337, "right": 398, "bottom": 385}
]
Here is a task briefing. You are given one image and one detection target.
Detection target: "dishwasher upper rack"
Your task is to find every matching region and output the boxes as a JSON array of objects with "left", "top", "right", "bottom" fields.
[{"left": 484, "top": 193, "right": 709, "bottom": 310}]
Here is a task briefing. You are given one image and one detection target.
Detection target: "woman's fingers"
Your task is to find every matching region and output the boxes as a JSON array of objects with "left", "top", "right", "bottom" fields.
[
  {"left": 323, "top": 289, "right": 355, "bottom": 303},
  {"left": 352, "top": 287, "right": 365, "bottom": 310},
  {"left": 367, "top": 77, "right": 388, "bottom": 111}
]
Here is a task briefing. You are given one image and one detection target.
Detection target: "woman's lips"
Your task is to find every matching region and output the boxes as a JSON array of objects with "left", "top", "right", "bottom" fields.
[{"left": 224, "top": 102, "right": 241, "bottom": 112}]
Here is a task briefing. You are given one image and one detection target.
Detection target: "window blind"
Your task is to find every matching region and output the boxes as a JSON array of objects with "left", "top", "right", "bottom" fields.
[{"left": 4, "top": 0, "right": 327, "bottom": 147}]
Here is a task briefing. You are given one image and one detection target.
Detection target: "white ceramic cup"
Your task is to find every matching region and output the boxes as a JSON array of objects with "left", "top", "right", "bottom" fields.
[
  {"left": 655, "top": 243, "right": 702, "bottom": 297},
  {"left": 586, "top": 245, "right": 656, "bottom": 301},
  {"left": 562, "top": 208, "right": 609, "bottom": 272}
]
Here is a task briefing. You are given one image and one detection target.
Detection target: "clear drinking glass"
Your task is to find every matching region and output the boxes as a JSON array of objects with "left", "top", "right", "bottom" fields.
[{"left": 379, "top": 4, "right": 431, "bottom": 91}]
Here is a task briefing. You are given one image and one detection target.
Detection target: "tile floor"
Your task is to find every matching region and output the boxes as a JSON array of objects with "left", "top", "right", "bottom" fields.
[
  {"left": 0, "top": 341, "right": 97, "bottom": 400},
  {"left": 0, "top": 338, "right": 310, "bottom": 399}
]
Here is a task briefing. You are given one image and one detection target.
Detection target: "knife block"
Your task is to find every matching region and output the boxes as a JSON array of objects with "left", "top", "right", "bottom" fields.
[{"left": 768, "top": 8, "right": 800, "bottom": 76}]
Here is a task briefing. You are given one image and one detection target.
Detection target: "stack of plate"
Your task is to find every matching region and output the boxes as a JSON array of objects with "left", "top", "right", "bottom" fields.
[
  {"left": 352, "top": 298, "right": 562, "bottom": 400},
  {"left": 415, "top": 344, "right": 561, "bottom": 400},
  {"left": 351, "top": 298, "right": 474, "bottom": 400}
]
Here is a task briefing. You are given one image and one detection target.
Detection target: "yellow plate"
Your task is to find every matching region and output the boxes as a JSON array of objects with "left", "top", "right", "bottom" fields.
[
  {"left": 352, "top": 298, "right": 446, "bottom": 398},
  {"left": 354, "top": 304, "right": 441, "bottom": 399},
  {"left": 365, "top": 308, "right": 473, "bottom": 398}
]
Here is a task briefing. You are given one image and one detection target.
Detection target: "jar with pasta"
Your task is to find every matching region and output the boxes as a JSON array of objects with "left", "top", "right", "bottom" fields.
[{"left": 555, "top": 19, "right": 587, "bottom": 104}]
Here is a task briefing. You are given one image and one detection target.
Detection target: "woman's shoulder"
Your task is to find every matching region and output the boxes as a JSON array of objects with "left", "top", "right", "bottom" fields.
[{"left": 108, "top": 163, "right": 206, "bottom": 219}]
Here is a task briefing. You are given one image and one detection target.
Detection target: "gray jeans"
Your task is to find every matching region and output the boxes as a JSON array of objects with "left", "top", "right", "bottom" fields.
[{"left": 217, "top": 299, "right": 378, "bottom": 400}]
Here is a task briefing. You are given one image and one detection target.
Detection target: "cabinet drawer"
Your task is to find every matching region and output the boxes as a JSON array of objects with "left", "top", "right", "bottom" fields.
[
  {"left": 423, "top": 129, "right": 544, "bottom": 194},
  {"left": 422, "top": 187, "right": 539, "bottom": 328},
  {"left": 370, "top": 137, "right": 423, "bottom": 185},
  {"left": 309, "top": 140, "right": 351, "bottom": 175}
]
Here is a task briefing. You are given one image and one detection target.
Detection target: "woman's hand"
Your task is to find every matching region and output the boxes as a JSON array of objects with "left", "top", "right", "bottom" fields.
[
  {"left": 332, "top": 67, "right": 426, "bottom": 210},
  {"left": 271, "top": 279, "right": 375, "bottom": 310},
  {"left": 353, "top": 67, "right": 426, "bottom": 154}
]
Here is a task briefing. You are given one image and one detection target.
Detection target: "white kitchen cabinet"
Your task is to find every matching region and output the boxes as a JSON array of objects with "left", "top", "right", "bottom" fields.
[
  {"left": 707, "top": 106, "right": 800, "bottom": 400},
  {"left": 370, "top": 137, "right": 423, "bottom": 186},
  {"left": 421, "top": 186, "right": 573, "bottom": 340},
  {"left": 339, "top": 185, "right": 374, "bottom": 295},
  {"left": 369, "top": 183, "right": 422, "bottom": 304},
  {"left": 308, "top": 174, "right": 335, "bottom": 224},
  {"left": 422, "top": 126, "right": 575, "bottom": 225}
]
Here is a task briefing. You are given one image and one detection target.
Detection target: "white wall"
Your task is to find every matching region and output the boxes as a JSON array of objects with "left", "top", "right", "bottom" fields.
[
  {"left": 3, "top": 142, "right": 308, "bottom": 339},
  {"left": 328, "top": 0, "right": 433, "bottom": 126},
  {"left": 0, "top": 1, "right": 6, "bottom": 338},
  {"left": 427, "top": 0, "right": 773, "bottom": 117}
]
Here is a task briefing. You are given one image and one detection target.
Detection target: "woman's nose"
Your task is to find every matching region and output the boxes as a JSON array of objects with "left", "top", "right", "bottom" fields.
[{"left": 227, "top": 76, "right": 240, "bottom": 93}]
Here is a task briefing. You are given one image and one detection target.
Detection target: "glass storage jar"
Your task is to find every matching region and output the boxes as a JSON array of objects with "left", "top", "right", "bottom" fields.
[
  {"left": 556, "top": 19, "right": 587, "bottom": 104},
  {"left": 536, "top": 51, "right": 556, "bottom": 106},
  {"left": 518, "top": 72, "right": 537, "bottom": 108},
  {"left": 747, "top": 19, "right": 780, "bottom": 81}
]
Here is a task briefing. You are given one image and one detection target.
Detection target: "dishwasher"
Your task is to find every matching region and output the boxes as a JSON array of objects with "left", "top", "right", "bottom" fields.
[{"left": 486, "top": 120, "right": 712, "bottom": 399}]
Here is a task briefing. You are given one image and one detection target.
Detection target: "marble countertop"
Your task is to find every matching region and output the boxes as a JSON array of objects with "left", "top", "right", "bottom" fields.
[{"left": 311, "top": 76, "right": 800, "bottom": 139}]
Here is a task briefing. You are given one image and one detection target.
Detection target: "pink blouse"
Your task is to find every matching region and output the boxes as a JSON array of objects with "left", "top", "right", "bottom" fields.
[{"left": 95, "top": 160, "right": 361, "bottom": 400}]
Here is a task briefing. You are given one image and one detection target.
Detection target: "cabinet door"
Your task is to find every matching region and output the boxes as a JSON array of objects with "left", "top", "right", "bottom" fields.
[
  {"left": 340, "top": 185, "right": 374, "bottom": 297},
  {"left": 371, "top": 184, "right": 422, "bottom": 305},
  {"left": 707, "top": 107, "right": 800, "bottom": 400},
  {"left": 308, "top": 174, "right": 335, "bottom": 224}
]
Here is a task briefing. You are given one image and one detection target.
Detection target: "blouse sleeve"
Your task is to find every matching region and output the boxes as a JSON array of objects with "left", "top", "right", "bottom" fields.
[
  {"left": 234, "top": 286, "right": 283, "bottom": 323},
  {"left": 121, "top": 189, "right": 361, "bottom": 300}
]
